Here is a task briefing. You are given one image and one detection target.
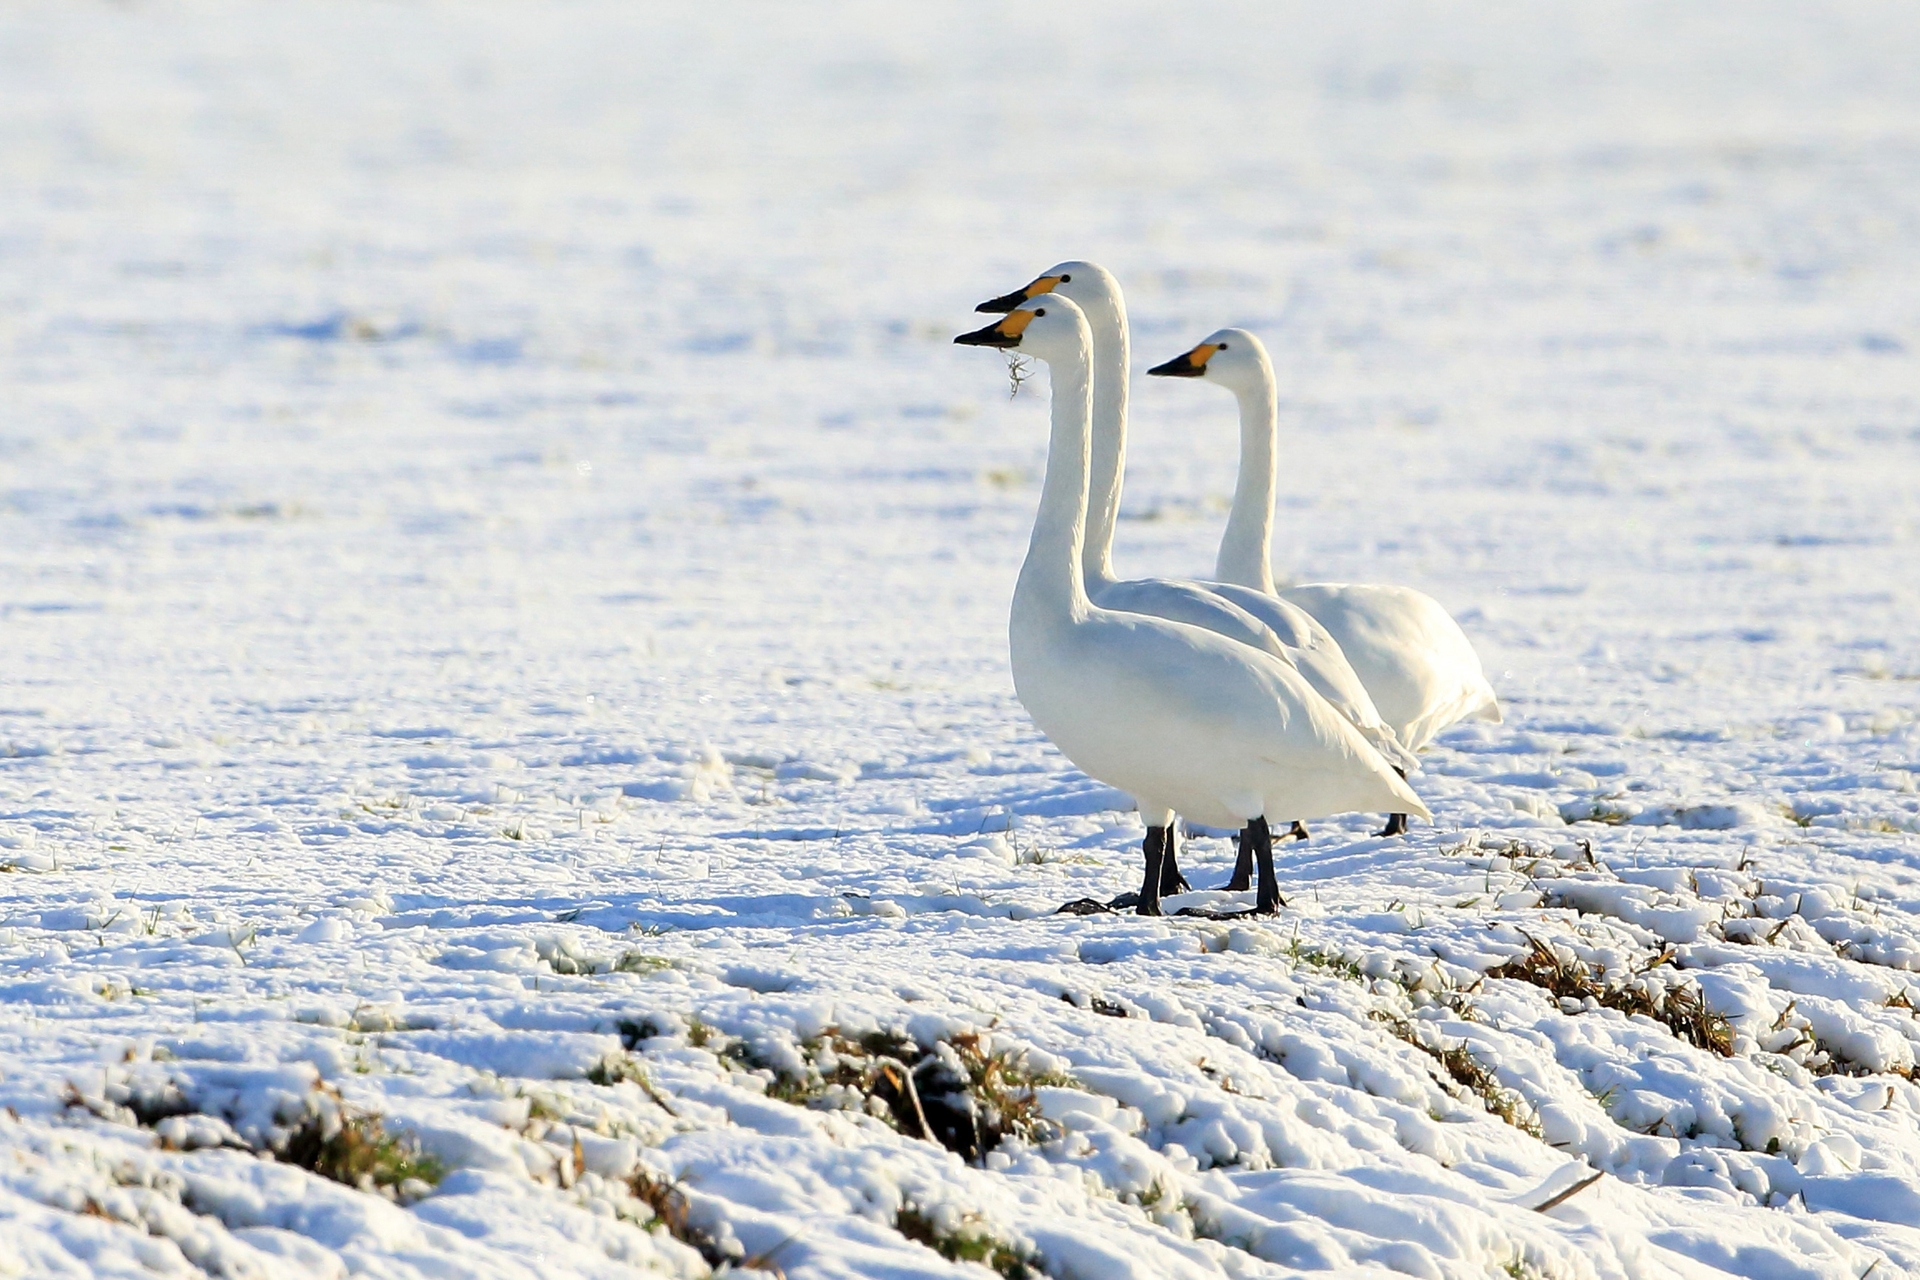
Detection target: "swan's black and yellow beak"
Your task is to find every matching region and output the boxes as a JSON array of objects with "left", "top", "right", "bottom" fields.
[
  {"left": 1147, "top": 342, "right": 1219, "bottom": 378},
  {"left": 954, "top": 308, "right": 1036, "bottom": 349},
  {"left": 975, "top": 274, "right": 1063, "bottom": 314}
]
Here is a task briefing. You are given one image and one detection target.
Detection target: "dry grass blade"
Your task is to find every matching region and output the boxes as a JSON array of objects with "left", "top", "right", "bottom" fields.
[
  {"left": 1005, "top": 353, "right": 1035, "bottom": 398},
  {"left": 740, "top": 1226, "right": 805, "bottom": 1278},
  {"left": 876, "top": 1060, "right": 933, "bottom": 1143},
  {"left": 1531, "top": 1170, "right": 1604, "bottom": 1213},
  {"left": 628, "top": 1168, "right": 735, "bottom": 1270}
]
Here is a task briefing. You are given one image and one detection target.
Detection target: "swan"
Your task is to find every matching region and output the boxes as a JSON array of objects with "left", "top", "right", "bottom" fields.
[
  {"left": 954, "top": 295, "right": 1428, "bottom": 916},
  {"left": 1149, "top": 327, "right": 1502, "bottom": 835},
  {"left": 978, "top": 263, "right": 1416, "bottom": 884}
]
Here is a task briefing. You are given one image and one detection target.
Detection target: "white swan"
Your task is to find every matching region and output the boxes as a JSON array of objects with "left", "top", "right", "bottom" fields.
[
  {"left": 978, "top": 264, "right": 1416, "bottom": 880},
  {"left": 955, "top": 296, "right": 1428, "bottom": 916},
  {"left": 1149, "top": 326, "right": 1502, "bottom": 834}
]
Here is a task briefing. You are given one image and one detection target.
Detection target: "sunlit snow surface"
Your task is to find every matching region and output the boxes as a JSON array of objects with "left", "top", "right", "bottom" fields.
[{"left": 5, "top": 2, "right": 1920, "bottom": 1277}]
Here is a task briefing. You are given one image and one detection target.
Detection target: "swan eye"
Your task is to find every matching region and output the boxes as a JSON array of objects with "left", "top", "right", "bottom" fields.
[
  {"left": 1059, "top": 273, "right": 1071, "bottom": 282},
  {"left": 1034, "top": 308, "right": 1046, "bottom": 316},
  {"left": 1218, "top": 342, "right": 1229, "bottom": 350}
]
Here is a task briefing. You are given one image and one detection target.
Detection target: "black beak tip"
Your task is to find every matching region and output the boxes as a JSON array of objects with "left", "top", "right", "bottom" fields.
[
  {"left": 954, "top": 324, "right": 1017, "bottom": 348},
  {"left": 975, "top": 292, "right": 1022, "bottom": 314},
  {"left": 1147, "top": 356, "right": 1199, "bottom": 377}
]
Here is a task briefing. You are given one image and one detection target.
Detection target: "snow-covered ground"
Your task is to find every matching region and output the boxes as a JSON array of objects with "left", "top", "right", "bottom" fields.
[{"left": 5, "top": 2, "right": 1920, "bottom": 1276}]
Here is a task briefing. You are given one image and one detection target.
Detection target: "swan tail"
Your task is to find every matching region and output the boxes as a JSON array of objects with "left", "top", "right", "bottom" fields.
[
  {"left": 1384, "top": 769, "right": 1433, "bottom": 822},
  {"left": 1364, "top": 723, "right": 1421, "bottom": 775}
]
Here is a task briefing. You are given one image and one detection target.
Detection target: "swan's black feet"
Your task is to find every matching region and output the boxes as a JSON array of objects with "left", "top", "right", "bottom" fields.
[
  {"left": 1137, "top": 826, "right": 1171, "bottom": 917},
  {"left": 1177, "top": 900, "right": 1287, "bottom": 921},
  {"left": 1251, "top": 816, "right": 1283, "bottom": 915},
  {"left": 1215, "top": 818, "right": 1288, "bottom": 912},
  {"left": 1055, "top": 898, "right": 1113, "bottom": 916},
  {"left": 1286, "top": 821, "right": 1309, "bottom": 842},
  {"left": 1159, "top": 830, "right": 1193, "bottom": 896},
  {"left": 1377, "top": 767, "right": 1412, "bottom": 837},
  {"left": 1223, "top": 827, "right": 1254, "bottom": 892},
  {"left": 1106, "top": 891, "right": 1141, "bottom": 910}
]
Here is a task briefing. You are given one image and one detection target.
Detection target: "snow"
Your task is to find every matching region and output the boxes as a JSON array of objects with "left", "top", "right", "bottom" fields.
[{"left": 4, "top": 0, "right": 1920, "bottom": 1276}]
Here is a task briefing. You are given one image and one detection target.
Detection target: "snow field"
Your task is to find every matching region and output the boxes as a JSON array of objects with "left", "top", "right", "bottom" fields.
[{"left": 4, "top": 1, "right": 1920, "bottom": 1277}]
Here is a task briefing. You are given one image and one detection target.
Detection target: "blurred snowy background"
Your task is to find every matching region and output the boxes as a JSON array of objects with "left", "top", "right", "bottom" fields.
[{"left": 4, "top": 3, "right": 1920, "bottom": 1277}]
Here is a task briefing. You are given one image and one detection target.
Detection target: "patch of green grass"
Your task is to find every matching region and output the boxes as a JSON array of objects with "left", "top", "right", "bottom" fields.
[
  {"left": 584, "top": 1052, "right": 682, "bottom": 1116},
  {"left": 1286, "top": 936, "right": 1364, "bottom": 981},
  {"left": 68, "top": 1078, "right": 440, "bottom": 1201},
  {"left": 896, "top": 1204, "right": 1041, "bottom": 1279},
  {"left": 1769, "top": 801, "right": 1816, "bottom": 828},
  {"left": 612, "top": 950, "right": 674, "bottom": 974},
  {"left": 1503, "top": 1253, "right": 1551, "bottom": 1280},
  {"left": 586, "top": 1054, "right": 646, "bottom": 1087},
  {"left": 1563, "top": 800, "right": 1635, "bottom": 826},
  {"left": 281, "top": 1093, "right": 443, "bottom": 1195}
]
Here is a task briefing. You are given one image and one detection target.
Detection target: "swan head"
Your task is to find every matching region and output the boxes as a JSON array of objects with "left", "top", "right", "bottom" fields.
[
  {"left": 1147, "top": 327, "right": 1269, "bottom": 391},
  {"left": 953, "top": 294, "right": 1089, "bottom": 361},
  {"left": 975, "top": 260, "right": 1116, "bottom": 316}
]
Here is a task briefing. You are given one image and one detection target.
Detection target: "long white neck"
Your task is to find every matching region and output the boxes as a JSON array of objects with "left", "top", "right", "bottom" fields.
[
  {"left": 1016, "top": 341, "right": 1095, "bottom": 627},
  {"left": 1214, "top": 364, "right": 1279, "bottom": 595},
  {"left": 1080, "top": 291, "right": 1129, "bottom": 591}
]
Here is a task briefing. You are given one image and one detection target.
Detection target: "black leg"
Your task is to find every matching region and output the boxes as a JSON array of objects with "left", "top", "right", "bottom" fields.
[
  {"left": 1159, "top": 823, "right": 1192, "bottom": 896},
  {"left": 1252, "top": 816, "right": 1284, "bottom": 915},
  {"left": 1224, "top": 826, "right": 1254, "bottom": 892},
  {"left": 1137, "top": 826, "right": 1166, "bottom": 917},
  {"left": 1287, "top": 821, "right": 1309, "bottom": 842},
  {"left": 1375, "top": 767, "right": 1412, "bottom": 838}
]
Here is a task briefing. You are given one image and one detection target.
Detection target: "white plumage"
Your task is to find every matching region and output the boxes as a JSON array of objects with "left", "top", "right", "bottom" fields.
[
  {"left": 956, "top": 296, "right": 1427, "bottom": 914},
  {"left": 1149, "top": 326, "right": 1502, "bottom": 760}
]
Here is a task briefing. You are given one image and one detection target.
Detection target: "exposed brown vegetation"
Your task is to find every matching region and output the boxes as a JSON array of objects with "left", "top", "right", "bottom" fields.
[
  {"left": 1375, "top": 1016, "right": 1543, "bottom": 1137},
  {"left": 702, "top": 1025, "right": 1069, "bottom": 1162},
  {"left": 1489, "top": 934, "right": 1734, "bottom": 1057},
  {"left": 627, "top": 1167, "right": 737, "bottom": 1271}
]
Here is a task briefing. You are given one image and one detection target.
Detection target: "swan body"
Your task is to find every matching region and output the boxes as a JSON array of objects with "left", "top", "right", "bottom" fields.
[
  {"left": 978, "top": 263, "right": 1415, "bottom": 775},
  {"left": 1268, "top": 582, "right": 1501, "bottom": 753},
  {"left": 955, "top": 297, "right": 1427, "bottom": 912},
  {"left": 1148, "top": 326, "right": 1502, "bottom": 756},
  {"left": 1012, "top": 608, "right": 1422, "bottom": 833}
]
